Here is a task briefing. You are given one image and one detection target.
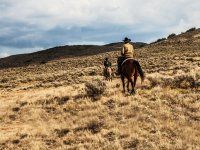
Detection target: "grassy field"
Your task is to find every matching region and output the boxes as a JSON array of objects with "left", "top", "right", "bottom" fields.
[{"left": 0, "top": 32, "right": 200, "bottom": 149}]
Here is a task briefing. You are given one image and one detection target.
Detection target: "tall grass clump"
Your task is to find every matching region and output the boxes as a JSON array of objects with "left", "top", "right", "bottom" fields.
[
  {"left": 85, "top": 79, "right": 106, "bottom": 100},
  {"left": 147, "top": 69, "right": 200, "bottom": 89}
]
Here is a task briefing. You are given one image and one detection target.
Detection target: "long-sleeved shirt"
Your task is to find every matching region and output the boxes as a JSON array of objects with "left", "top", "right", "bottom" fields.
[
  {"left": 121, "top": 43, "right": 135, "bottom": 58},
  {"left": 104, "top": 60, "right": 112, "bottom": 68}
]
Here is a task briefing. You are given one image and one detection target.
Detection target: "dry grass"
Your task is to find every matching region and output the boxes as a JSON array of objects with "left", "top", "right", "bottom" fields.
[{"left": 0, "top": 35, "right": 200, "bottom": 149}]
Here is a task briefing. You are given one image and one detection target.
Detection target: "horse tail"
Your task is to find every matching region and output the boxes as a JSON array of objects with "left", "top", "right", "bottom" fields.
[{"left": 134, "top": 60, "right": 145, "bottom": 82}]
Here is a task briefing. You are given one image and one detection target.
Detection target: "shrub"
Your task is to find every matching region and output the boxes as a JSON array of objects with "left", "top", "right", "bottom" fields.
[
  {"left": 1, "top": 78, "right": 9, "bottom": 83},
  {"left": 156, "top": 38, "right": 166, "bottom": 43},
  {"left": 85, "top": 79, "right": 106, "bottom": 99},
  {"left": 167, "top": 33, "right": 176, "bottom": 39},
  {"left": 54, "top": 128, "right": 70, "bottom": 137},
  {"left": 172, "top": 75, "right": 197, "bottom": 89},
  {"left": 25, "top": 59, "right": 32, "bottom": 63},
  {"left": 151, "top": 38, "right": 166, "bottom": 44},
  {"left": 186, "top": 27, "right": 196, "bottom": 33},
  {"left": 86, "top": 119, "right": 104, "bottom": 134},
  {"left": 148, "top": 73, "right": 199, "bottom": 89},
  {"left": 56, "top": 96, "right": 70, "bottom": 105},
  {"left": 40, "top": 60, "right": 47, "bottom": 64},
  {"left": 147, "top": 77, "right": 159, "bottom": 88}
]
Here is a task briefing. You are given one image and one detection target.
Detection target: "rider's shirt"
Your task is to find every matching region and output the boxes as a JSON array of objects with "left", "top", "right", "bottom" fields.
[
  {"left": 104, "top": 60, "right": 112, "bottom": 68},
  {"left": 121, "top": 43, "right": 135, "bottom": 58}
]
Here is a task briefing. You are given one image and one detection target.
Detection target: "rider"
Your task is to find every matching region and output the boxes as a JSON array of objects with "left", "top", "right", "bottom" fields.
[
  {"left": 103, "top": 57, "right": 112, "bottom": 76},
  {"left": 104, "top": 57, "right": 112, "bottom": 68},
  {"left": 117, "top": 37, "right": 136, "bottom": 74}
]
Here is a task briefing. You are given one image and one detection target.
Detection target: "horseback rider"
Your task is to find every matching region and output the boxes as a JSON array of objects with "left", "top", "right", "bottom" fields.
[
  {"left": 117, "top": 37, "right": 136, "bottom": 74},
  {"left": 104, "top": 57, "right": 112, "bottom": 68},
  {"left": 103, "top": 57, "right": 112, "bottom": 77}
]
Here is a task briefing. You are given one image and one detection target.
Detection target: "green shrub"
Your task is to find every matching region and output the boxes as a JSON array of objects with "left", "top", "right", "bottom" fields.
[
  {"left": 148, "top": 73, "right": 199, "bottom": 89},
  {"left": 167, "top": 33, "right": 176, "bottom": 39},
  {"left": 86, "top": 119, "right": 104, "bottom": 134},
  {"left": 173, "top": 75, "right": 197, "bottom": 89},
  {"left": 156, "top": 38, "right": 166, "bottom": 43},
  {"left": 186, "top": 27, "right": 196, "bottom": 33},
  {"left": 85, "top": 79, "right": 106, "bottom": 99}
]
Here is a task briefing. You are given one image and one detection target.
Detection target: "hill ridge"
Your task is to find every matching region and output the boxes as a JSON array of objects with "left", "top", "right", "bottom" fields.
[{"left": 0, "top": 27, "right": 199, "bottom": 69}]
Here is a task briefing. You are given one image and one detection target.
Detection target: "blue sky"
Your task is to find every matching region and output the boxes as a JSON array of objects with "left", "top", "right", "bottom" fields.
[{"left": 0, "top": 0, "right": 200, "bottom": 58}]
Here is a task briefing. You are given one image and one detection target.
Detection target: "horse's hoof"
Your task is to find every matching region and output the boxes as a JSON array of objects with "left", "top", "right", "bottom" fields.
[{"left": 130, "top": 91, "right": 136, "bottom": 95}]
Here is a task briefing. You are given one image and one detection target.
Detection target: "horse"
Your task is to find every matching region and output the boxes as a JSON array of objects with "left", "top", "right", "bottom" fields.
[
  {"left": 104, "top": 67, "right": 112, "bottom": 81},
  {"left": 120, "top": 59, "right": 144, "bottom": 94}
]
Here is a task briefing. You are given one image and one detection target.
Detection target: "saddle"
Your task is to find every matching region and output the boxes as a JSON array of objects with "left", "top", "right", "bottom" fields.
[
  {"left": 121, "top": 58, "right": 135, "bottom": 66},
  {"left": 117, "top": 57, "right": 135, "bottom": 75}
]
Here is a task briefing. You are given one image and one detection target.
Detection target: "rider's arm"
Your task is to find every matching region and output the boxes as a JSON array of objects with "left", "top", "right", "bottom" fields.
[
  {"left": 133, "top": 48, "right": 136, "bottom": 57},
  {"left": 121, "top": 46, "right": 125, "bottom": 56},
  {"left": 104, "top": 61, "right": 106, "bottom": 67},
  {"left": 109, "top": 62, "right": 112, "bottom": 67},
  {"left": 131, "top": 44, "right": 136, "bottom": 57}
]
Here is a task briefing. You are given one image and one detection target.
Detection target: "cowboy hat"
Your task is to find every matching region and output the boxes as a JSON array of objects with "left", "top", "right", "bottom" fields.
[{"left": 123, "top": 37, "right": 131, "bottom": 42}]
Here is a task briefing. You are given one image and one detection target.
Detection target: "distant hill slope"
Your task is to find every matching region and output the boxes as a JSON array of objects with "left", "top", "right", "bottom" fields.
[
  {"left": 0, "top": 42, "right": 146, "bottom": 69},
  {"left": 0, "top": 27, "right": 199, "bottom": 69},
  {"left": 150, "top": 28, "right": 200, "bottom": 46}
]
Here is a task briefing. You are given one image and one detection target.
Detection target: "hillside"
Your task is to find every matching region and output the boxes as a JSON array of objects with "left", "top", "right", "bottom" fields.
[
  {"left": 0, "top": 42, "right": 146, "bottom": 69},
  {"left": 0, "top": 28, "right": 200, "bottom": 149}
]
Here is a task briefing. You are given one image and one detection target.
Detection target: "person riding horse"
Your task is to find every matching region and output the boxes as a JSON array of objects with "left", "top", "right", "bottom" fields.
[
  {"left": 103, "top": 58, "right": 112, "bottom": 81},
  {"left": 117, "top": 37, "right": 144, "bottom": 94},
  {"left": 117, "top": 37, "right": 136, "bottom": 74},
  {"left": 104, "top": 57, "right": 112, "bottom": 69}
]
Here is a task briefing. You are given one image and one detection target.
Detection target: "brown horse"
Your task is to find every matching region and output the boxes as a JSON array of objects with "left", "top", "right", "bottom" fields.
[
  {"left": 104, "top": 67, "right": 112, "bottom": 81},
  {"left": 121, "top": 59, "right": 144, "bottom": 94}
]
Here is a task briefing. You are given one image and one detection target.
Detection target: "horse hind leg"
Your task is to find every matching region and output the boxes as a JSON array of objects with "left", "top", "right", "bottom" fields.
[
  {"left": 127, "top": 80, "right": 130, "bottom": 92},
  {"left": 121, "top": 76, "right": 125, "bottom": 93},
  {"left": 130, "top": 79, "right": 135, "bottom": 95},
  {"left": 133, "top": 69, "right": 138, "bottom": 93},
  {"left": 130, "top": 73, "right": 138, "bottom": 95}
]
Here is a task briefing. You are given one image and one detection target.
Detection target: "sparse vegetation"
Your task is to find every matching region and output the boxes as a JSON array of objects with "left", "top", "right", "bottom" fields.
[
  {"left": 167, "top": 33, "right": 176, "bottom": 39},
  {"left": 0, "top": 28, "right": 199, "bottom": 149},
  {"left": 151, "top": 37, "right": 167, "bottom": 44},
  {"left": 186, "top": 27, "right": 196, "bottom": 32},
  {"left": 156, "top": 38, "right": 166, "bottom": 43},
  {"left": 85, "top": 79, "right": 107, "bottom": 100}
]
